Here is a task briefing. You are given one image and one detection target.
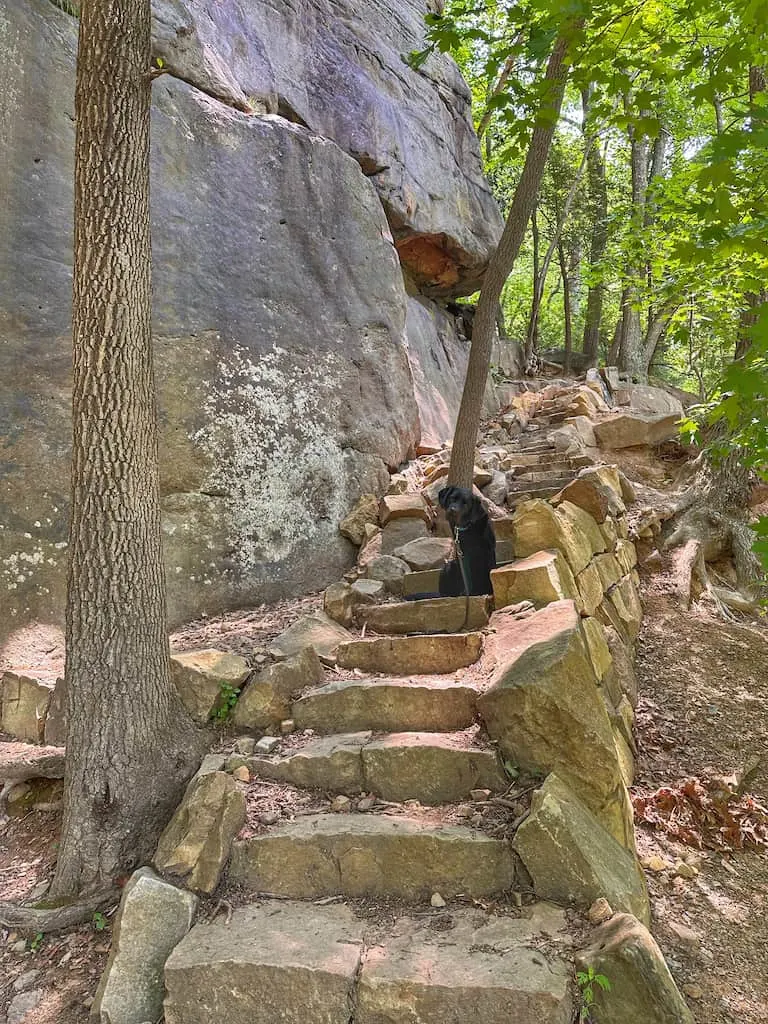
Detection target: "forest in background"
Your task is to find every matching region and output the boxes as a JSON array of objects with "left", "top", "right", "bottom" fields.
[{"left": 416, "top": 0, "right": 768, "bottom": 567}]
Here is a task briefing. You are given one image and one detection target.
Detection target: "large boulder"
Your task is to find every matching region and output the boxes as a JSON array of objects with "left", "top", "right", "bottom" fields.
[
  {"left": 152, "top": 0, "right": 503, "bottom": 296},
  {"left": 575, "top": 913, "right": 694, "bottom": 1024},
  {"left": 478, "top": 602, "right": 633, "bottom": 847},
  {"left": 0, "top": 1, "right": 419, "bottom": 646}
]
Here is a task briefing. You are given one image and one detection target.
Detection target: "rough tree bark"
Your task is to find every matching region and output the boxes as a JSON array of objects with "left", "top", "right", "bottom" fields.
[
  {"left": 735, "top": 66, "right": 766, "bottom": 363},
  {"left": 448, "top": 24, "right": 582, "bottom": 487},
  {"left": 50, "top": 0, "right": 205, "bottom": 899},
  {"left": 558, "top": 240, "right": 573, "bottom": 373}
]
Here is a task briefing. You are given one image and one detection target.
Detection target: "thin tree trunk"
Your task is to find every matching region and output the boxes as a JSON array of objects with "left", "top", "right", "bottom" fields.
[
  {"left": 448, "top": 23, "right": 582, "bottom": 488},
  {"left": 52, "top": 0, "right": 204, "bottom": 898},
  {"left": 558, "top": 241, "right": 573, "bottom": 372},
  {"left": 525, "top": 140, "right": 593, "bottom": 361},
  {"left": 525, "top": 204, "right": 541, "bottom": 359},
  {"left": 736, "top": 66, "right": 766, "bottom": 362},
  {"left": 618, "top": 114, "right": 649, "bottom": 379}
]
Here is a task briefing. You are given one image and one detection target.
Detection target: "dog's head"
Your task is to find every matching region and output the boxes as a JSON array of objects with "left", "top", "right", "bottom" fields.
[{"left": 438, "top": 485, "right": 486, "bottom": 528}]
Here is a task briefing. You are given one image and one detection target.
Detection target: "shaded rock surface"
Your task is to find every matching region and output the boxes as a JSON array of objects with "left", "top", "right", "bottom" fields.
[
  {"left": 576, "top": 913, "right": 694, "bottom": 1024},
  {"left": 91, "top": 867, "right": 197, "bottom": 1024},
  {"left": 154, "top": 771, "right": 246, "bottom": 894}
]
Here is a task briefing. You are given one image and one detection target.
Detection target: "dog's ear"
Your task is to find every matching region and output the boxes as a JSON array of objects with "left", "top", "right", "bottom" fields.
[
  {"left": 438, "top": 486, "right": 454, "bottom": 510},
  {"left": 468, "top": 495, "right": 487, "bottom": 523}
]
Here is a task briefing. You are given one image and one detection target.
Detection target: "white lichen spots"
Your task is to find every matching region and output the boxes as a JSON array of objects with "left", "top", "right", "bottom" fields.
[{"left": 193, "top": 344, "right": 350, "bottom": 567}]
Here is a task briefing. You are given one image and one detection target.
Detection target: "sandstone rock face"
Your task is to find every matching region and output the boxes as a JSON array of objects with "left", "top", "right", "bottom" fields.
[
  {"left": 594, "top": 412, "right": 682, "bottom": 449},
  {"left": 152, "top": 0, "right": 503, "bottom": 296},
  {"left": 4, "top": 0, "right": 478, "bottom": 645},
  {"left": 154, "top": 772, "right": 246, "bottom": 894},
  {"left": 358, "top": 596, "right": 490, "bottom": 634},
  {"left": 575, "top": 913, "right": 694, "bottom": 1024},
  {"left": 491, "top": 550, "right": 578, "bottom": 610},
  {"left": 91, "top": 867, "right": 197, "bottom": 1024},
  {"left": 514, "top": 775, "right": 649, "bottom": 925},
  {"left": 337, "top": 632, "right": 483, "bottom": 675}
]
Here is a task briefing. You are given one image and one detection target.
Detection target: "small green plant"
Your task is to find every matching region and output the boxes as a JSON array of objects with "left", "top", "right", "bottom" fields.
[
  {"left": 28, "top": 932, "right": 44, "bottom": 953},
  {"left": 576, "top": 965, "right": 611, "bottom": 1022},
  {"left": 211, "top": 683, "right": 241, "bottom": 723},
  {"left": 93, "top": 911, "right": 107, "bottom": 932},
  {"left": 503, "top": 761, "right": 520, "bottom": 780}
]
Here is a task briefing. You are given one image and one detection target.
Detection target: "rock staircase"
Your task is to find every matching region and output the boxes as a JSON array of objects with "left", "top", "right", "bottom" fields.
[{"left": 163, "top": 597, "right": 579, "bottom": 1023}]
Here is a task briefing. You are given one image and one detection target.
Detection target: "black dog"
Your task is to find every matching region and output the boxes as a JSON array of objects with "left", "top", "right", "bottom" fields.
[{"left": 437, "top": 485, "right": 496, "bottom": 597}]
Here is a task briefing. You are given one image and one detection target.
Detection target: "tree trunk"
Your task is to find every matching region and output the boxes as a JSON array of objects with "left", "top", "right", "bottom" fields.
[
  {"left": 618, "top": 121, "right": 649, "bottom": 379},
  {"left": 735, "top": 66, "right": 766, "bottom": 362},
  {"left": 525, "top": 204, "right": 541, "bottom": 360},
  {"left": 448, "top": 23, "right": 581, "bottom": 487},
  {"left": 51, "top": 0, "right": 205, "bottom": 898},
  {"left": 558, "top": 241, "right": 573, "bottom": 372}
]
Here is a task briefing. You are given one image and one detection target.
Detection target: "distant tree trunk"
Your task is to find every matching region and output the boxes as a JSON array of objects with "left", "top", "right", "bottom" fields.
[
  {"left": 618, "top": 117, "right": 649, "bottom": 379},
  {"left": 51, "top": 0, "right": 205, "bottom": 898},
  {"left": 735, "top": 66, "right": 766, "bottom": 362},
  {"left": 525, "top": 204, "right": 541, "bottom": 360},
  {"left": 558, "top": 240, "right": 573, "bottom": 372},
  {"left": 448, "top": 23, "right": 582, "bottom": 488},
  {"left": 581, "top": 87, "right": 608, "bottom": 365}
]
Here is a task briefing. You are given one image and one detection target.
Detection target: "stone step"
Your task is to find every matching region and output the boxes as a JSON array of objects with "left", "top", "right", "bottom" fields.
[
  {"left": 292, "top": 677, "right": 478, "bottom": 734},
  {"left": 228, "top": 813, "right": 516, "bottom": 899},
  {"left": 506, "top": 484, "right": 571, "bottom": 505},
  {"left": 358, "top": 595, "right": 490, "bottom": 634},
  {"left": 513, "top": 461, "right": 573, "bottom": 478},
  {"left": 250, "top": 730, "right": 507, "bottom": 804},
  {"left": 507, "top": 476, "right": 573, "bottom": 496},
  {"left": 336, "top": 632, "right": 483, "bottom": 675},
  {"left": 164, "top": 900, "right": 573, "bottom": 1024}
]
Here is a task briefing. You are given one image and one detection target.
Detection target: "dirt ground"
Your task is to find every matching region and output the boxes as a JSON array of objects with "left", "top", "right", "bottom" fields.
[{"left": 633, "top": 577, "right": 768, "bottom": 1024}]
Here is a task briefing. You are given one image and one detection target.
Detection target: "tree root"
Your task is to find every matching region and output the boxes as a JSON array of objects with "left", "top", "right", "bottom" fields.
[{"left": 0, "top": 889, "right": 117, "bottom": 934}]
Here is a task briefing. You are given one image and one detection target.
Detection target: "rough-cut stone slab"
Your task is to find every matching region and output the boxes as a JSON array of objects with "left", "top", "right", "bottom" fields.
[
  {"left": 479, "top": 602, "right": 631, "bottom": 848},
  {"left": 581, "top": 617, "right": 612, "bottom": 682},
  {"left": 594, "top": 412, "right": 681, "bottom": 449},
  {"left": 339, "top": 493, "right": 379, "bottom": 546},
  {"left": 362, "top": 733, "right": 507, "bottom": 804},
  {"left": 232, "top": 647, "right": 323, "bottom": 730},
  {"left": 515, "top": 775, "right": 648, "bottom": 924},
  {"left": 593, "top": 552, "right": 624, "bottom": 592},
  {"left": 604, "top": 627, "right": 638, "bottom": 707},
  {"left": 164, "top": 901, "right": 364, "bottom": 1024},
  {"left": 292, "top": 678, "right": 477, "bottom": 734},
  {"left": 615, "top": 538, "right": 638, "bottom": 574},
  {"left": 575, "top": 560, "right": 603, "bottom": 617},
  {"left": 154, "top": 772, "right": 246, "bottom": 894},
  {"left": 0, "top": 673, "right": 53, "bottom": 743},
  {"left": 379, "top": 493, "right": 430, "bottom": 525},
  {"left": 553, "top": 477, "right": 612, "bottom": 523},
  {"left": 0, "top": 742, "right": 65, "bottom": 782},
  {"left": 380, "top": 517, "right": 430, "bottom": 554},
  {"left": 401, "top": 568, "right": 441, "bottom": 596},
  {"left": 323, "top": 581, "right": 356, "bottom": 626},
  {"left": 606, "top": 576, "right": 643, "bottom": 640},
  {"left": 359, "top": 597, "right": 490, "bottom": 634},
  {"left": 250, "top": 733, "right": 370, "bottom": 792},
  {"left": 512, "top": 500, "right": 594, "bottom": 575},
  {"left": 92, "top": 867, "right": 197, "bottom": 1024},
  {"left": 267, "top": 614, "right": 352, "bottom": 660},
  {"left": 575, "top": 913, "right": 694, "bottom": 1024},
  {"left": 169, "top": 650, "right": 251, "bottom": 725},
  {"left": 43, "top": 676, "right": 66, "bottom": 746},
  {"left": 366, "top": 555, "right": 411, "bottom": 593},
  {"left": 336, "top": 633, "right": 483, "bottom": 675},
  {"left": 357, "top": 908, "right": 573, "bottom": 1024},
  {"left": 392, "top": 536, "right": 453, "bottom": 570},
  {"left": 228, "top": 814, "right": 516, "bottom": 898},
  {"left": 491, "top": 550, "right": 578, "bottom": 610}
]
